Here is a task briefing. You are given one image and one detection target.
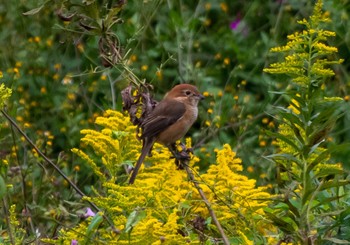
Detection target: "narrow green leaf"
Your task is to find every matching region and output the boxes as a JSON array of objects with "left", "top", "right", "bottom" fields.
[
  {"left": 87, "top": 213, "right": 103, "bottom": 234},
  {"left": 320, "top": 180, "right": 350, "bottom": 191},
  {"left": 308, "top": 143, "right": 350, "bottom": 172},
  {"left": 311, "top": 195, "right": 345, "bottom": 211},
  {"left": 104, "top": 6, "right": 122, "bottom": 26},
  {"left": 264, "top": 212, "right": 296, "bottom": 233},
  {"left": 323, "top": 238, "right": 350, "bottom": 244},
  {"left": 264, "top": 130, "right": 300, "bottom": 152},
  {"left": 315, "top": 168, "right": 344, "bottom": 178},
  {"left": 0, "top": 175, "right": 7, "bottom": 199},
  {"left": 23, "top": 4, "right": 45, "bottom": 15},
  {"left": 273, "top": 202, "right": 289, "bottom": 210},
  {"left": 279, "top": 111, "right": 304, "bottom": 128},
  {"left": 84, "top": 213, "right": 103, "bottom": 243},
  {"left": 125, "top": 210, "right": 146, "bottom": 233}
]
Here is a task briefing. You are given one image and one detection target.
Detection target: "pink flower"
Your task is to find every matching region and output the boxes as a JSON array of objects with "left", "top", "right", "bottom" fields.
[
  {"left": 71, "top": 240, "right": 78, "bottom": 245},
  {"left": 230, "top": 19, "right": 241, "bottom": 30},
  {"left": 84, "top": 207, "right": 96, "bottom": 217}
]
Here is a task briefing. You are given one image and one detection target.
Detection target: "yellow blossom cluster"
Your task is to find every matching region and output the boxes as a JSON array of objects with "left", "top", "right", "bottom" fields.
[
  {"left": 49, "top": 110, "right": 275, "bottom": 244},
  {"left": 264, "top": 0, "right": 342, "bottom": 87},
  {"left": 0, "top": 83, "right": 12, "bottom": 108}
]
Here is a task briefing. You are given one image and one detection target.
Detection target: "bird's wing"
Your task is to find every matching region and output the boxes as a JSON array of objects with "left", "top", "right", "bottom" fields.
[{"left": 141, "top": 99, "right": 186, "bottom": 139}]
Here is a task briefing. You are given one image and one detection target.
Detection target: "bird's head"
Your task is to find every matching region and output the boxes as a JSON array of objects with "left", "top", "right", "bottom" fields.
[{"left": 165, "top": 84, "right": 204, "bottom": 106}]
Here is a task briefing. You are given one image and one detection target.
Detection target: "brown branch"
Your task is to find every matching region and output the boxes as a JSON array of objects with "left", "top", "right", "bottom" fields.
[
  {"left": 1, "top": 109, "right": 120, "bottom": 234},
  {"left": 183, "top": 162, "right": 230, "bottom": 245}
]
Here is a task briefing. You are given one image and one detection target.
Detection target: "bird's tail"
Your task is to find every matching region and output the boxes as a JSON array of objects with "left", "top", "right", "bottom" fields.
[{"left": 128, "top": 138, "right": 155, "bottom": 184}]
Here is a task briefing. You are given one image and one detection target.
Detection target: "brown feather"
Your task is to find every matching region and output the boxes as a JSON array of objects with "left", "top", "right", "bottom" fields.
[{"left": 140, "top": 99, "right": 186, "bottom": 140}]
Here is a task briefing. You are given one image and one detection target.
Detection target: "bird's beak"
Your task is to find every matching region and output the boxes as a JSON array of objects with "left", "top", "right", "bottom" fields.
[{"left": 199, "top": 94, "right": 205, "bottom": 100}]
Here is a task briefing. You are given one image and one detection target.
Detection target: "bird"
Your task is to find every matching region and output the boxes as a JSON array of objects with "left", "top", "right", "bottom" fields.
[{"left": 128, "top": 83, "right": 204, "bottom": 184}]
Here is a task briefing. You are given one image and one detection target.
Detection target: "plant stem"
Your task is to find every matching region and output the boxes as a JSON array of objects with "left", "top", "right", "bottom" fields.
[{"left": 184, "top": 162, "right": 230, "bottom": 245}]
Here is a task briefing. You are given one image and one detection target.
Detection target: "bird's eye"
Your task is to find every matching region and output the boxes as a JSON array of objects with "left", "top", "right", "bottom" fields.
[{"left": 185, "top": 90, "right": 192, "bottom": 96}]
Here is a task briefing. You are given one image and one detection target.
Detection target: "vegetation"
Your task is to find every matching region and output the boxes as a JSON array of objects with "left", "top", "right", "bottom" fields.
[{"left": 1, "top": 0, "right": 350, "bottom": 244}]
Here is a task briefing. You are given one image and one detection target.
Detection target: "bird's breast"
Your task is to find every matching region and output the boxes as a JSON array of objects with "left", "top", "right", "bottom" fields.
[{"left": 156, "top": 105, "right": 198, "bottom": 145}]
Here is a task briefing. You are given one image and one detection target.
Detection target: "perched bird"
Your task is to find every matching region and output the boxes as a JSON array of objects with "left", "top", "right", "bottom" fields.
[{"left": 129, "top": 83, "right": 204, "bottom": 184}]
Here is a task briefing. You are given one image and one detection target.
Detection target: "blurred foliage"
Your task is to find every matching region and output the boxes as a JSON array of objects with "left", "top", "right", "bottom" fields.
[
  {"left": 0, "top": 0, "right": 350, "bottom": 243},
  {"left": 264, "top": 0, "right": 350, "bottom": 243}
]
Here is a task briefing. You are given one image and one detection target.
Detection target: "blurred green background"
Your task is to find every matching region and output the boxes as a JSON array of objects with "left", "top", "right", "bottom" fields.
[{"left": 1, "top": 0, "right": 350, "bottom": 239}]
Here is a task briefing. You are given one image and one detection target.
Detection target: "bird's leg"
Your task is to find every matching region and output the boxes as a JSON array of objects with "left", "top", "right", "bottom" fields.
[{"left": 168, "top": 142, "right": 191, "bottom": 169}]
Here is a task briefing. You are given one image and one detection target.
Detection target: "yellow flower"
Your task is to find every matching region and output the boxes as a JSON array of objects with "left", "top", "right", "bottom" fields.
[
  {"left": 262, "top": 118, "right": 269, "bottom": 124},
  {"left": 204, "top": 18, "right": 211, "bottom": 26},
  {"left": 76, "top": 43, "right": 84, "bottom": 52},
  {"left": 40, "top": 87, "right": 47, "bottom": 94},
  {"left": 223, "top": 57, "right": 230, "bottom": 65},
  {"left": 259, "top": 140, "right": 267, "bottom": 147},
  {"left": 52, "top": 73, "right": 59, "bottom": 80},
  {"left": 54, "top": 63, "right": 61, "bottom": 70},
  {"left": 130, "top": 54, "right": 137, "bottom": 62},
  {"left": 34, "top": 36, "right": 41, "bottom": 43},
  {"left": 67, "top": 93, "right": 76, "bottom": 100},
  {"left": 46, "top": 38, "right": 53, "bottom": 47},
  {"left": 156, "top": 70, "right": 163, "bottom": 80},
  {"left": 214, "top": 53, "right": 222, "bottom": 60},
  {"left": 247, "top": 166, "right": 254, "bottom": 173},
  {"left": 220, "top": 3, "right": 228, "bottom": 12},
  {"left": 62, "top": 75, "right": 73, "bottom": 85},
  {"left": 204, "top": 3, "right": 211, "bottom": 10}
]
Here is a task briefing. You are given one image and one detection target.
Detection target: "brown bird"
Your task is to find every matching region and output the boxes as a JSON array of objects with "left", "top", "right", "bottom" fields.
[{"left": 129, "top": 83, "right": 204, "bottom": 184}]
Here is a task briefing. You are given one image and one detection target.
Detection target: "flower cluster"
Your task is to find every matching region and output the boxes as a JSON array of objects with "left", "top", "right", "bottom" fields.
[
  {"left": 46, "top": 110, "right": 274, "bottom": 244},
  {"left": 263, "top": 0, "right": 343, "bottom": 87},
  {"left": 0, "top": 83, "right": 12, "bottom": 108}
]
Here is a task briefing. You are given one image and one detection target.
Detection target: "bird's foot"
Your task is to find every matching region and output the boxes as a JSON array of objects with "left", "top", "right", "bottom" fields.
[{"left": 169, "top": 143, "right": 192, "bottom": 169}]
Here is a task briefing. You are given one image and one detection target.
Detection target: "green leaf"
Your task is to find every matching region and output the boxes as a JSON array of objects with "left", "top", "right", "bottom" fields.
[
  {"left": 279, "top": 111, "right": 304, "bottom": 129},
  {"left": 315, "top": 168, "right": 344, "bottom": 178},
  {"left": 264, "top": 211, "right": 297, "bottom": 234},
  {"left": 22, "top": 3, "right": 47, "bottom": 15},
  {"left": 308, "top": 143, "right": 350, "bottom": 172},
  {"left": 319, "top": 180, "right": 350, "bottom": 191},
  {"left": 273, "top": 202, "right": 290, "bottom": 210},
  {"left": 179, "top": 201, "right": 191, "bottom": 209},
  {"left": 125, "top": 209, "right": 146, "bottom": 233},
  {"left": 323, "top": 238, "right": 350, "bottom": 244},
  {"left": 264, "top": 130, "right": 301, "bottom": 152},
  {"left": 264, "top": 153, "right": 299, "bottom": 162},
  {"left": 104, "top": 6, "right": 122, "bottom": 27},
  {"left": 84, "top": 213, "right": 103, "bottom": 243},
  {"left": 0, "top": 175, "right": 7, "bottom": 199},
  {"left": 311, "top": 195, "right": 345, "bottom": 211},
  {"left": 170, "top": 10, "right": 183, "bottom": 27},
  {"left": 205, "top": 217, "right": 212, "bottom": 226}
]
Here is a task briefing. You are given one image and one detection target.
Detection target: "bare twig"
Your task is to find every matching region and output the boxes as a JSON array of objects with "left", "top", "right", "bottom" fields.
[
  {"left": 171, "top": 144, "right": 230, "bottom": 244},
  {"left": 184, "top": 162, "right": 230, "bottom": 245},
  {"left": 1, "top": 109, "right": 120, "bottom": 234}
]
